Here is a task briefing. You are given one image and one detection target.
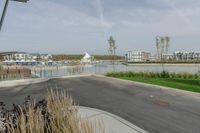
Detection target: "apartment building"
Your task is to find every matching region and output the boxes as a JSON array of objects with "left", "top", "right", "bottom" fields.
[
  {"left": 1, "top": 52, "right": 52, "bottom": 62},
  {"left": 162, "top": 54, "right": 174, "bottom": 61},
  {"left": 14, "top": 52, "right": 29, "bottom": 61},
  {"left": 173, "top": 51, "right": 200, "bottom": 61},
  {"left": 125, "top": 51, "right": 151, "bottom": 62}
]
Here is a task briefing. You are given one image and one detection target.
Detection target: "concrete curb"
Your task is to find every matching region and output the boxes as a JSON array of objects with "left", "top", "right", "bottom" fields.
[
  {"left": 93, "top": 74, "right": 200, "bottom": 98},
  {"left": 53, "top": 74, "right": 94, "bottom": 79},
  {"left": 0, "top": 74, "right": 93, "bottom": 88},
  {"left": 0, "top": 78, "right": 50, "bottom": 88},
  {"left": 80, "top": 106, "right": 148, "bottom": 133}
]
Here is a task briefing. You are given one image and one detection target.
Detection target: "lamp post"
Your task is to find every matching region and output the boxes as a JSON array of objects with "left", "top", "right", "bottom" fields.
[{"left": 0, "top": 0, "right": 29, "bottom": 31}]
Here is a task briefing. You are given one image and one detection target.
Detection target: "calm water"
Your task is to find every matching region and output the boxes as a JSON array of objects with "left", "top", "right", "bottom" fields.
[{"left": 32, "top": 61, "right": 200, "bottom": 78}]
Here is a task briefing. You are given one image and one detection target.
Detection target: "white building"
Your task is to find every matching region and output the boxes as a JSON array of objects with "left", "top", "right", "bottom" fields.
[
  {"left": 14, "top": 52, "right": 29, "bottom": 61},
  {"left": 1, "top": 52, "right": 29, "bottom": 61},
  {"left": 173, "top": 51, "right": 200, "bottom": 61},
  {"left": 40, "top": 54, "right": 53, "bottom": 61},
  {"left": 162, "top": 54, "right": 174, "bottom": 61},
  {"left": 150, "top": 55, "right": 157, "bottom": 61},
  {"left": 125, "top": 51, "right": 151, "bottom": 62},
  {"left": 1, "top": 52, "right": 52, "bottom": 62},
  {"left": 0, "top": 52, "right": 17, "bottom": 61},
  {"left": 29, "top": 53, "right": 40, "bottom": 61},
  {"left": 81, "top": 52, "right": 92, "bottom": 63}
]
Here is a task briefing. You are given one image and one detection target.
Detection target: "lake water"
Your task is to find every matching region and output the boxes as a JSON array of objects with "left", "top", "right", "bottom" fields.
[{"left": 32, "top": 61, "right": 200, "bottom": 78}]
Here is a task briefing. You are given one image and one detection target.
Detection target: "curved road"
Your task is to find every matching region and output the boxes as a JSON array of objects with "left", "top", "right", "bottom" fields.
[{"left": 0, "top": 76, "right": 200, "bottom": 133}]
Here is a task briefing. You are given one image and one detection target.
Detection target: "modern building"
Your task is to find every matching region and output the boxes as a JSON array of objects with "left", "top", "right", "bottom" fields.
[
  {"left": 162, "top": 54, "right": 174, "bottom": 61},
  {"left": 125, "top": 50, "right": 200, "bottom": 63},
  {"left": 173, "top": 51, "right": 200, "bottom": 61},
  {"left": 0, "top": 52, "right": 29, "bottom": 61},
  {"left": 40, "top": 54, "right": 53, "bottom": 61},
  {"left": 194, "top": 51, "right": 200, "bottom": 60},
  {"left": 0, "top": 51, "right": 53, "bottom": 65},
  {"left": 125, "top": 51, "right": 151, "bottom": 62},
  {"left": 0, "top": 51, "right": 17, "bottom": 61},
  {"left": 150, "top": 55, "right": 158, "bottom": 61},
  {"left": 29, "top": 53, "right": 41, "bottom": 61},
  {"left": 14, "top": 52, "right": 29, "bottom": 61}
]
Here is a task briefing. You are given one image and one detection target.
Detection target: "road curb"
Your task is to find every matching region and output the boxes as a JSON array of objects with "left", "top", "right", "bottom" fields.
[
  {"left": 0, "top": 74, "right": 93, "bottom": 88},
  {"left": 0, "top": 78, "right": 50, "bottom": 88},
  {"left": 93, "top": 74, "right": 200, "bottom": 99}
]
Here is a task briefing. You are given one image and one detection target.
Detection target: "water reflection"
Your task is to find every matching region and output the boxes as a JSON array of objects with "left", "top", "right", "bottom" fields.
[{"left": 66, "top": 66, "right": 84, "bottom": 75}]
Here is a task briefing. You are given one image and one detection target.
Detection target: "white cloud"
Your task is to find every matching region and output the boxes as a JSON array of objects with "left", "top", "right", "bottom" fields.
[
  {"left": 104, "top": 0, "right": 200, "bottom": 36},
  {"left": 5, "top": 0, "right": 113, "bottom": 33}
]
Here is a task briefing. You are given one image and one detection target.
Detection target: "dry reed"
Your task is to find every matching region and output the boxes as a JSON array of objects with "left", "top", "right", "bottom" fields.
[{"left": 2, "top": 90, "right": 104, "bottom": 133}]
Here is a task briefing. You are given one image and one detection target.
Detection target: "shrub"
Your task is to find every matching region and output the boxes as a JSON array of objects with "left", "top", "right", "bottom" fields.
[
  {"left": 194, "top": 73, "right": 199, "bottom": 79},
  {"left": 170, "top": 73, "right": 176, "bottom": 79},
  {"left": 106, "top": 72, "right": 117, "bottom": 77},
  {"left": 127, "top": 71, "right": 134, "bottom": 77},
  {"left": 155, "top": 72, "right": 160, "bottom": 78},
  {"left": 0, "top": 90, "right": 104, "bottom": 133},
  {"left": 187, "top": 73, "right": 194, "bottom": 79},
  {"left": 119, "top": 72, "right": 125, "bottom": 77},
  {"left": 138, "top": 72, "right": 145, "bottom": 78},
  {"left": 144, "top": 72, "right": 152, "bottom": 78},
  {"left": 160, "top": 71, "right": 170, "bottom": 78},
  {"left": 149, "top": 72, "right": 156, "bottom": 78},
  {"left": 176, "top": 73, "right": 182, "bottom": 79},
  {"left": 106, "top": 71, "right": 199, "bottom": 80},
  {"left": 182, "top": 73, "right": 187, "bottom": 79}
]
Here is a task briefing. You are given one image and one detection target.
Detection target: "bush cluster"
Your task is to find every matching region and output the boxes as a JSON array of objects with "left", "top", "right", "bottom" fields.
[
  {"left": 106, "top": 71, "right": 200, "bottom": 79},
  {"left": 0, "top": 90, "right": 104, "bottom": 133}
]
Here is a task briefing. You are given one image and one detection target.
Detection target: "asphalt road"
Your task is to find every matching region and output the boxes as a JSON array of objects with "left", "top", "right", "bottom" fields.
[{"left": 0, "top": 76, "right": 200, "bottom": 133}]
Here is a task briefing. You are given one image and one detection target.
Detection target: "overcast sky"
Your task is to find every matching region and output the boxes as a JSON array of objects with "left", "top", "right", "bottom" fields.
[{"left": 0, "top": 0, "right": 200, "bottom": 55}]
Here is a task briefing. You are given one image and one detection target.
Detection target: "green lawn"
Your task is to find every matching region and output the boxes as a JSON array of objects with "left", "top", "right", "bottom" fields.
[{"left": 114, "top": 77, "right": 200, "bottom": 93}]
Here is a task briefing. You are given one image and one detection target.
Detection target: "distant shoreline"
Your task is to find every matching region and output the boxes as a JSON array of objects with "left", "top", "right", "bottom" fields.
[
  {"left": 124, "top": 63, "right": 200, "bottom": 66},
  {"left": 123, "top": 62, "right": 200, "bottom": 65}
]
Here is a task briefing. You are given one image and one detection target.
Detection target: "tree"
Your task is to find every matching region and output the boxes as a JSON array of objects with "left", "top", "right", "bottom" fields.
[
  {"left": 165, "top": 36, "right": 170, "bottom": 54},
  {"left": 108, "top": 36, "right": 117, "bottom": 60},
  {"left": 156, "top": 36, "right": 161, "bottom": 60},
  {"left": 156, "top": 36, "right": 171, "bottom": 61},
  {"left": 160, "top": 37, "right": 166, "bottom": 60}
]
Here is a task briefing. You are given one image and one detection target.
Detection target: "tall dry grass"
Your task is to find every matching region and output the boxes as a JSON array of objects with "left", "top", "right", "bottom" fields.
[{"left": 5, "top": 90, "right": 104, "bottom": 133}]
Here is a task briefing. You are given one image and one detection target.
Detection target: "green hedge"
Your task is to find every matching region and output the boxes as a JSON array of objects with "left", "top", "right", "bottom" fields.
[{"left": 106, "top": 71, "right": 200, "bottom": 79}]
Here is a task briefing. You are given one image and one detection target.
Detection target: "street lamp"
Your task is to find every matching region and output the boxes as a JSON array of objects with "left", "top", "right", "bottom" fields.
[{"left": 0, "top": 0, "right": 29, "bottom": 31}]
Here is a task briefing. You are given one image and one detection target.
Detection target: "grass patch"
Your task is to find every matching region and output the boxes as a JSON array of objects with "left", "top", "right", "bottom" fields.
[{"left": 106, "top": 72, "right": 200, "bottom": 93}]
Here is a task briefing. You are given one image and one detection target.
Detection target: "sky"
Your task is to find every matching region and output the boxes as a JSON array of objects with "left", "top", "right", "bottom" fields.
[{"left": 0, "top": 0, "right": 200, "bottom": 55}]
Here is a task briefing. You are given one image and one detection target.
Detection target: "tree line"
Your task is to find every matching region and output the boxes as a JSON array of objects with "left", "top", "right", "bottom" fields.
[{"left": 52, "top": 54, "right": 124, "bottom": 61}]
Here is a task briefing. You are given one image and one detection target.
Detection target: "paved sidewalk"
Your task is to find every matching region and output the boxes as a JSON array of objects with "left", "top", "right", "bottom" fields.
[{"left": 79, "top": 107, "right": 148, "bottom": 133}]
